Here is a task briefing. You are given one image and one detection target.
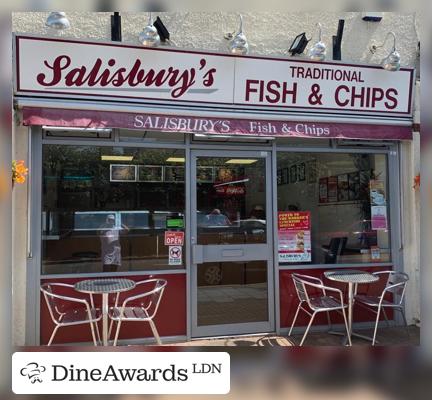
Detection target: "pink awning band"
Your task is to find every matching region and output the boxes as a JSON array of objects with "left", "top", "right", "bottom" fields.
[{"left": 22, "top": 107, "right": 412, "bottom": 140}]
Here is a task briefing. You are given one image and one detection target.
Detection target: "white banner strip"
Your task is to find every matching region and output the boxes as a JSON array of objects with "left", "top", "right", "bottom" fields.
[{"left": 12, "top": 351, "right": 230, "bottom": 394}]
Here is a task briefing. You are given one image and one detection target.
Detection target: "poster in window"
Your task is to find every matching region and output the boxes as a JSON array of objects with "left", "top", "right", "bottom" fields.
[
  {"left": 337, "top": 174, "right": 349, "bottom": 202},
  {"left": 327, "top": 176, "right": 338, "bottom": 202},
  {"left": 137, "top": 165, "right": 163, "bottom": 182},
  {"left": 216, "top": 167, "right": 237, "bottom": 183},
  {"left": 369, "top": 180, "right": 386, "bottom": 205},
  {"left": 282, "top": 168, "right": 289, "bottom": 184},
  {"left": 290, "top": 165, "right": 297, "bottom": 183},
  {"left": 277, "top": 169, "right": 282, "bottom": 185},
  {"left": 371, "top": 206, "right": 388, "bottom": 230},
  {"left": 370, "top": 180, "right": 388, "bottom": 230},
  {"left": 197, "top": 166, "right": 214, "bottom": 183},
  {"left": 110, "top": 165, "right": 137, "bottom": 182},
  {"left": 164, "top": 166, "right": 184, "bottom": 182},
  {"left": 278, "top": 211, "right": 311, "bottom": 263},
  {"left": 348, "top": 172, "right": 360, "bottom": 200},
  {"left": 307, "top": 160, "right": 317, "bottom": 183},
  {"left": 298, "top": 163, "right": 306, "bottom": 181},
  {"left": 319, "top": 178, "right": 328, "bottom": 203}
]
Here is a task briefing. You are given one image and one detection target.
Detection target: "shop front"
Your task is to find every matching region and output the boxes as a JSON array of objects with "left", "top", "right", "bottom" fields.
[{"left": 13, "top": 35, "right": 414, "bottom": 344}]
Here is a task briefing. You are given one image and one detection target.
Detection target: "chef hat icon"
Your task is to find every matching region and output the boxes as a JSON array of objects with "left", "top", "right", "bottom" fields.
[{"left": 20, "top": 362, "right": 46, "bottom": 383}]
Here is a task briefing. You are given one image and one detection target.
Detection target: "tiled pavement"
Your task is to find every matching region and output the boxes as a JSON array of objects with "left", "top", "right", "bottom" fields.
[{"left": 164, "top": 326, "right": 419, "bottom": 346}]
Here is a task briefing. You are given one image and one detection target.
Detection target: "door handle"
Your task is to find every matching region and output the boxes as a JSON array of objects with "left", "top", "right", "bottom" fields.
[{"left": 192, "top": 245, "right": 204, "bottom": 264}]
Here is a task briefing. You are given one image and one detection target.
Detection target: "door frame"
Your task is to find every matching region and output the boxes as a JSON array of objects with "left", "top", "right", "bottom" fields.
[{"left": 189, "top": 149, "right": 275, "bottom": 337}]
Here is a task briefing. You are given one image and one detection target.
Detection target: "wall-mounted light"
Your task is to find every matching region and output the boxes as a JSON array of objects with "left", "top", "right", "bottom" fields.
[
  {"left": 225, "top": 14, "right": 249, "bottom": 55},
  {"left": 309, "top": 23, "right": 326, "bottom": 61},
  {"left": 111, "top": 12, "right": 122, "bottom": 42},
  {"left": 289, "top": 33, "right": 309, "bottom": 56},
  {"left": 139, "top": 12, "right": 160, "bottom": 47},
  {"left": 154, "top": 16, "right": 170, "bottom": 43},
  {"left": 370, "top": 32, "right": 401, "bottom": 71},
  {"left": 45, "top": 12, "right": 70, "bottom": 30}
]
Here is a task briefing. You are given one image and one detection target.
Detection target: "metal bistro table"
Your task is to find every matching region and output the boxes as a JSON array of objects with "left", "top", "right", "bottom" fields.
[
  {"left": 75, "top": 278, "right": 136, "bottom": 346},
  {"left": 324, "top": 269, "right": 379, "bottom": 344}
]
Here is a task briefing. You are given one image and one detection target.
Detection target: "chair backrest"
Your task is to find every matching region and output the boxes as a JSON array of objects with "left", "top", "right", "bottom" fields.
[
  {"left": 339, "top": 237, "right": 348, "bottom": 255},
  {"left": 291, "top": 273, "right": 324, "bottom": 307},
  {"left": 325, "top": 238, "right": 341, "bottom": 263},
  {"left": 385, "top": 271, "right": 409, "bottom": 304},
  {"left": 130, "top": 279, "right": 167, "bottom": 319},
  {"left": 40, "top": 283, "right": 74, "bottom": 324}
]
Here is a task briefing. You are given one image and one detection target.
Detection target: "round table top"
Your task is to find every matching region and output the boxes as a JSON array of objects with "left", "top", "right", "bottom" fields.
[
  {"left": 324, "top": 269, "right": 379, "bottom": 284},
  {"left": 74, "top": 278, "right": 136, "bottom": 294}
]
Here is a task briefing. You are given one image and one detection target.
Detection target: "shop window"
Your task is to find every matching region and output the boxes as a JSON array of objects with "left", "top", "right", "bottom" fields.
[
  {"left": 42, "top": 145, "right": 185, "bottom": 275},
  {"left": 276, "top": 152, "right": 391, "bottom": 265}
]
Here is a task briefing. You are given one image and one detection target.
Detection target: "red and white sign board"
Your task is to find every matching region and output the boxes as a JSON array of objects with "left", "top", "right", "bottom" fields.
[
  {"left": 164, "top": 231, "right": 184, "bottom": 246},
  {"left": 168, "top": 245, "right": 182, "bottom": 266},
  {"left": 14, "top": 35, "right": 414, "bottom": 118},
  {"left": 278, "top": 211, "right": 312, "bottom": 263}
]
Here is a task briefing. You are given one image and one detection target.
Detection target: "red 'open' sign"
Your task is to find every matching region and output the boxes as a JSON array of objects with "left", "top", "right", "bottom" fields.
[{"left": 164, "top": 231, "right": 184, "bottom": 246}]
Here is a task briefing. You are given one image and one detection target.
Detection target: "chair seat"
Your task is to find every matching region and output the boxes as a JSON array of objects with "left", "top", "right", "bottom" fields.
[
  {"left": 109, "top": 306, "right": 151, "bottom": 321},
  {"left": 309, "top": 295, "right": 345, "bottom": 310},
  {"left": 355, "top": 295, "right": 394, "bottom": 307},
  {"left": 59, "top": 307, "right": 101, "bottom": 324}
]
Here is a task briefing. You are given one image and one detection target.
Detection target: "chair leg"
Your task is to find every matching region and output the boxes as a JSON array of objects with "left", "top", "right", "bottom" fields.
[
  {"left": 113, "top": 320, "right": 123, "bottom": 346},
  {"left": 149, "top": 320, "right": 162, "bottom": 345},
  {"left": 326, "top": 311, "right": 333, "bottom": 331},
  {"left": 382, "top": 308, "right": 391, "bottom": 327},
  {"left": 398, "top": 308, "right": 410, "bottom": 339},
  {"left": 288, "top": 302, "right": 302, "bottom": 336},
  {"left": 300, "top": 312, "right": 316, "bottom": 346},
  {"left": 47, "top": 325, "right": 60, "bottom": 346},
  {"left": 372, "top": 305, "right": 382, "bottom": 346},
  {"left": 341, "top": 308, "right": 352, "bottom": 346},
  {"left": 89, "top": 319, "right": 98, "bottom": 346}
]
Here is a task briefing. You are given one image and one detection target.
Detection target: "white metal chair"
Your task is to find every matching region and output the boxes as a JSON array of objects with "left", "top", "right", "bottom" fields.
[
  {"left": 109, "top": 279, "right": 167, "bottom": 346},
  {"left": 354, "top": 271, "right": 409, "bottom": 345},
  {"left": 288, "top": 273, "right": 351, "bottom": 346},
  {"left": 40, "top": 283, "right": 102, "bottom": 346}
]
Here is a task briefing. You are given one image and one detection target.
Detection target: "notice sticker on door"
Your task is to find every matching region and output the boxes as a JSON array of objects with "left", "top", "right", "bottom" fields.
[
  {"left": 165, "top": 231, "right": 184, "bottom": 246},
  {"left": 169, "top": 246, "right": 182, "bottom": 265}
]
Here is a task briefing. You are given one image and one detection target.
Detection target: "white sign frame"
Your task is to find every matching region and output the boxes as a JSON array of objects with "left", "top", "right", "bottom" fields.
[{"left": 14, "top": 34, "right": 414, "bottom": 118}]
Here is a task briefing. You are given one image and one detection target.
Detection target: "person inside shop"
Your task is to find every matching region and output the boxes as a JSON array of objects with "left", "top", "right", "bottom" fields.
[
  {"left": 98, "top": 214, "right": 129, "bottom": 272},
  {"left": 249, "top": 205, "right": 265, "bottom": 220},
  {"left": 206, "top": 208, "right": 232, "bottom": 226}
]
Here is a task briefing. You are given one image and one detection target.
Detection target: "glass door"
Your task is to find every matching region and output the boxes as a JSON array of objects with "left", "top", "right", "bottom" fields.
[{"left": 191, "top": 150, "right": 274, "bottom": 337}]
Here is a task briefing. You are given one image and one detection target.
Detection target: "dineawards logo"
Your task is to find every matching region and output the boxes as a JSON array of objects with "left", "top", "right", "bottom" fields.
[
  {"left": 12, "top": 352, "right": 230, "bottom": 394},
  {"left": 20, "top": 362, "right": 47, "bottom": 383}
]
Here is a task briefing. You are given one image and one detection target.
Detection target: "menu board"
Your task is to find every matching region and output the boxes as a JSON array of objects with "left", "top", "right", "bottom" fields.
[
  {"left": 327, "top": 176, "right": 338, "bottom": 203},
  {"left": 278, "top": 211, "right": 311, "bottom": 263}
]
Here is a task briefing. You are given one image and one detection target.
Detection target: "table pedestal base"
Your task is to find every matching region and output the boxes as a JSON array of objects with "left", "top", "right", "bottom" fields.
[{"left": 328, "top": 329, "right": 378, "bottom": 345}]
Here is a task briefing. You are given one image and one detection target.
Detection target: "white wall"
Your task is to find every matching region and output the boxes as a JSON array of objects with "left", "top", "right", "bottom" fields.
[{"left": 12, "top": 12, "right": 419, "bottom": 68}]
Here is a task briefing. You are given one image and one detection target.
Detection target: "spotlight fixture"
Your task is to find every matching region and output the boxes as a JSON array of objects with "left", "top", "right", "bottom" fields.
[
  {"left": 139, "top": 12, "right": 160, "bottom": 47},
  {"left": 227, "top": 14, "right": 249, "bottom": 55},
  {"left": 309, "top": 23, "right": 326, "bottom": 61},
  {"left": 154, "top": 16, "right": 170, "bottom": 43},
  {"left": 370, "top": 32, "right": 400, "bottom": 71},
  {"left": 289, "top": 32, "right": 309, "bottom": 56},
  {"left": 45, "top": 12, "right": 70, "bottom": 30},
  {"left": 111, "top": 12, "right": 122, "bottom": 42}
]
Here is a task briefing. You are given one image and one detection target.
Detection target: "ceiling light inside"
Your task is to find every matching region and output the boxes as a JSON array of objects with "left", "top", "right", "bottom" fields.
[
  {"left": 225, "top": 159, "right": 258, "bottom": 164},
  {"left": 101, "top": 155, "right": 134, "bottom": 161},
  {"left": 166, "top": 157, "right": 185, "bottom": 162}
]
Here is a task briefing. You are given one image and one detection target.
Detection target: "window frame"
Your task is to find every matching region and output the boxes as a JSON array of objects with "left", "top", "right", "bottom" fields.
[
  {"left": 39, "top": 131, "right": 188, "bottom": 278},
  {"left": 273, "top": 143, "right": 401, "bottom": 271}
]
